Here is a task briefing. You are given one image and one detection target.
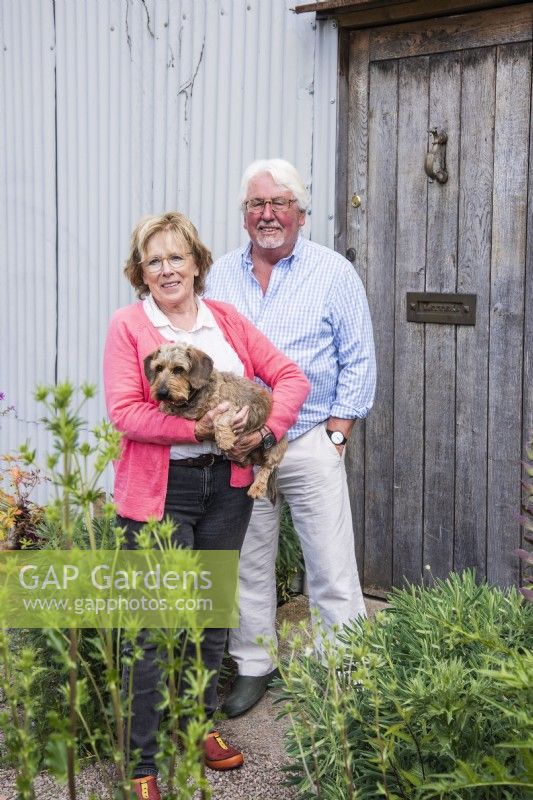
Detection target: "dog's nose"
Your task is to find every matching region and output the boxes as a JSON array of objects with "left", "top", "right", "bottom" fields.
[{"left": 156, "top": 387, "right": 169, "bottom": 400}]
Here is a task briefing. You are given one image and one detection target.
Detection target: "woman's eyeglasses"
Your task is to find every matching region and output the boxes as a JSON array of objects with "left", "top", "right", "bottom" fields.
[{"left": 142, "top": 254, "right": 191, "bottom": 274}]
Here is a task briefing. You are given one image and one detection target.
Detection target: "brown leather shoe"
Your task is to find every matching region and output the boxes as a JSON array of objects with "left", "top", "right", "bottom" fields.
[
  {"left": 204, "top": 730, "right": 244, "bottom": 770},
  {"left": 131, "top": 775, "right": 161, "bottom": 800}
]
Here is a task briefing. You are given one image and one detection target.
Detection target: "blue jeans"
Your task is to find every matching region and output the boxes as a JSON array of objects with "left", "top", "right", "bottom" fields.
[{"left": 118, "top": 459, "right": 253, "bottom": 778}]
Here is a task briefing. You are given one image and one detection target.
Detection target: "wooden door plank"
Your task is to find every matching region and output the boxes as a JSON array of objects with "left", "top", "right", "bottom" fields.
[
  {"left": 347, "top": 30, "right": 370, "bottom": 283},
  {"left": 336, "top": 31, "right": 351, "bottom": 260},
  {"left": 363, "top": 56, "right": 398, "bottom": 593},
  {"left": 487, "top": 41, "right": 531, "bottom": 586},
  {"left": 369, "top": 5, "right": 533, "bottom": 61},
  {"left": 392, "top": 56, "right": 428, "bottom": 587},
  {"left": 423, "top": 52, "right": 461, "bottom": 581},
  {"left": 455, "top": 47, "right": 496, "bottom": 581},
  {"left": 345, "top": 30, "right": 371, "bottom": 576},
  {"left": 523, "top": 50, "right": 533, "bottom": 544}
]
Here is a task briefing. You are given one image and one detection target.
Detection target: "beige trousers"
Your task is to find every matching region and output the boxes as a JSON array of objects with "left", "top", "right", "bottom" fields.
[{"left": 228, "top": 422, "right": 366, "bottom": 676}]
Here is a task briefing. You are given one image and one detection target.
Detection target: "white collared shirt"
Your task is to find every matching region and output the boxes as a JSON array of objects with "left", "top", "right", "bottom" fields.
[{"left": 143, "top": 294, "right": 244, "bottom": 459}]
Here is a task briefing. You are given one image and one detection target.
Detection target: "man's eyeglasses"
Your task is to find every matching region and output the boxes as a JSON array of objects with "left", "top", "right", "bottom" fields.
[
  {"left": 142, "top": 254, "right": 191, "bottom": 274},
  {"left": 244, "top": 197, "right": 299, "bottom": 214}
]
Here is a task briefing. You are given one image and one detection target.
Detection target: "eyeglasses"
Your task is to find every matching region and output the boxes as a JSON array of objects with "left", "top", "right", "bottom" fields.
[
  {"left": 244, "top": 197, "right": 299, "bottom": 214},
  {"left": 142, "top": 253, "right": 192, "bottom": 274}
]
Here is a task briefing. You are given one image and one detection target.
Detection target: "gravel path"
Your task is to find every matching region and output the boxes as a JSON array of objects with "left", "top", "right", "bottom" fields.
[
  {"left": 0, "top": 595, "right": 386, "bottom": 799},
  {"left": 0, "top": 692, "right": 296, "bottom": 800}
]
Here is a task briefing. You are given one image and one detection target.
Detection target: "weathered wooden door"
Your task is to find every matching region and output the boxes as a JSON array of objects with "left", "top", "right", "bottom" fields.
[{"left": 344, "top": 4, "right": 533, "bottom": 593}]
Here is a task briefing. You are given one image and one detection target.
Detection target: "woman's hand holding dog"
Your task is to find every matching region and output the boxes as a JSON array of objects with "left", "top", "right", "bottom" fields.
[
  {"left": 194, "top": 402, "right": 260, "bottom": 463},
  {"left": 194, "top": 403, "right": 250, "bottom": 442},
  {"left": 227, "top": 405, "right": 262, "bottom": 463},
  {"left": 226, "top": 430, "right": 263, "bottom": 463},
  {"left": 231, "top": 405, "right": 249, "bottom": 436},
  {"left": 194, "top": 402, "right": 232, "bottom": 441}
]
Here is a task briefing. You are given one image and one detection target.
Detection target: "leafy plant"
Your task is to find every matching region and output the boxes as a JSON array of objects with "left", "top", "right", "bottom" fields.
[
  {"left": 0, "top": 452, "right": 45, "bottom": 548},
  {"left": 0, "top": 384, "right": 213, "bottom": 800},
  {"left": 420, "top": 650, "right": 533, "bottom": 798},
  {"left": 0, "top": 392, "right": 45, "bottom": 548},
  {"left": 0, "top": 632, "right": 42, "bottom": 799},
  {"left": 15, "top": 511, "right": 121, "bottom": 763},
  {"left": 276, "top": 503, "right": 304, "bottom": 605},
  {"left": 276, "top": 571, "right": 533, "bottom": 799}
]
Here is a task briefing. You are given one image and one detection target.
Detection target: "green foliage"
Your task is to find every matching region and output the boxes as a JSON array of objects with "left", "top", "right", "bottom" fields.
[
  {"left": 0, "top": 453, "right": 45, "bottom": 548},
  {"left": 0, "top": 633, "right": 42, "bottom": 799},
  {"left": 276, "top": 503, "right": 304, "bottom": 604},
  {"left": 0, "top": 384, "right": 212, "bottom": 800},
  {"left": 277, "top": 571, "right": 533, "bottom": 800}
]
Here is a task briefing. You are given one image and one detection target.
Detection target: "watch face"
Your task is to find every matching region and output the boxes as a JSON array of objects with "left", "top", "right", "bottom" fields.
[
  {"left": 262, "top": 432, "right": 276, "bottom": 450},
  {"left": 330, "top": 430, "right": 345, "bottom": 445}
]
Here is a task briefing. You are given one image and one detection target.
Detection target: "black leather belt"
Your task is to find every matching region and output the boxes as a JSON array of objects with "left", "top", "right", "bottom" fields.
[{"left": 169, "top": 453, "right": 226, "bottom": 468}]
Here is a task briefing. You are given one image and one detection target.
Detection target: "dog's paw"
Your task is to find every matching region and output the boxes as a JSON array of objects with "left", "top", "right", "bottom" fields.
[
  {"left": 247, "top": 472, "right": 269, "bottom": 500},
  {"left": 215, "top": 428, "right": 236, "bottom": 450},
  {"left": 247, "top": 484, "right": 266, "bottom": 500}
]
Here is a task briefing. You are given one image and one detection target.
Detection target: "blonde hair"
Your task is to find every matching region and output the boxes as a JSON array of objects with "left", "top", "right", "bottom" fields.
[{"left": 124, "top": 212, "right": 212, "bottom": 298}]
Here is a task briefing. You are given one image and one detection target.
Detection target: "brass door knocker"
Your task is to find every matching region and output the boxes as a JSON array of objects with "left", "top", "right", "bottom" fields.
[{"left": 425, "top": 129, "right": 448, "bottom": 184}]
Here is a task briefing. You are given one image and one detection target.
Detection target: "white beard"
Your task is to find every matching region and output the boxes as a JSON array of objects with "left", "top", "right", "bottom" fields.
[{"left": 255, "top": 228, "right": 285, "bottom": 249}]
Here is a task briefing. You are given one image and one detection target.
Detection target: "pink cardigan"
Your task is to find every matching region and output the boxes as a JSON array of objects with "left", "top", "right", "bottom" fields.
[{"left": 104, "top": 300, "right": 310, "bottom": 520}]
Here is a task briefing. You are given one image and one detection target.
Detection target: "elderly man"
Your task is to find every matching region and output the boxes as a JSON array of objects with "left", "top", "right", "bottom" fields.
[{"left": 205, "top": 158, "right": 376, "bottom": 717}]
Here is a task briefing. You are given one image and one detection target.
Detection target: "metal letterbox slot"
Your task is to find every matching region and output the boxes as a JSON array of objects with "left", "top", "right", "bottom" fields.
[{"left": 406, "top": 292, "right": 476, "bottom": 325}]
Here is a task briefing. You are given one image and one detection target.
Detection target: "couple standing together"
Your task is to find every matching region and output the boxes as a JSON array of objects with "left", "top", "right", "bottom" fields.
[{"left": 104, "top": 158, "right": 376, "bottom": 797}]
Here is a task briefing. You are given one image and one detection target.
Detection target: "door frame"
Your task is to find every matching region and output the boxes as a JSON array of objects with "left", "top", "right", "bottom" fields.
[{"left": 296, "top": 0, "right": 530, "bottom": 28}]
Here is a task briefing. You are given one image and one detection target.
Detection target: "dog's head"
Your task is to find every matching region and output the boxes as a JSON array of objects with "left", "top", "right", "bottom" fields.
[{"left": 143, "top": 343, "right": 214, "bottom": 412}]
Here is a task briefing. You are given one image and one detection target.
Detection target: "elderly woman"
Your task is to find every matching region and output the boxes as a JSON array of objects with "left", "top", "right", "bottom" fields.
[{"left": 103, "top": 212, "right": 309, "bottom": 799}]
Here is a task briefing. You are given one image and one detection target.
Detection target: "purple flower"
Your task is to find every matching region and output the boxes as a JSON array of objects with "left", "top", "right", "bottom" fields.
[{"left": 0, "top": 392, "right": 5, "bottom": 401}]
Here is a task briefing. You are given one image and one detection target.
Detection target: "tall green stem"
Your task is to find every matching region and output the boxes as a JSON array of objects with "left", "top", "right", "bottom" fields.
[{"left": 61, "top": 438, "right": 78, "bottom": 800}]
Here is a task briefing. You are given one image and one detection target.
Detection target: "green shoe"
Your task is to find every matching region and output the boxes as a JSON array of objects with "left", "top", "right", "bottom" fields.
[{"left": 221, "top": 668, "right": 279, "bottom": 718}]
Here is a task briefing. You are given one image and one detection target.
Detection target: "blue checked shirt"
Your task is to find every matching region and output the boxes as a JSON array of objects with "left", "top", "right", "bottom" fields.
[{"left": 205, "top": 236, "right": 376, "bottom": 441}]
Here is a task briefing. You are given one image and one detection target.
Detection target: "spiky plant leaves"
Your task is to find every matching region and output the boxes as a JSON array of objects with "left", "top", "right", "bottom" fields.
[{"left": 277, "top": 571, "right": 533, "bottom": 799}]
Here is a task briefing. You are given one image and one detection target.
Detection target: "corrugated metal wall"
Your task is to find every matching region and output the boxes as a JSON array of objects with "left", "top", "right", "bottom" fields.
[
  {"left": 0, "top": 0, "right": 338, "bottom": 496},
  {"left": 1, "top": 0, "right": 57, "bottom": 465}
]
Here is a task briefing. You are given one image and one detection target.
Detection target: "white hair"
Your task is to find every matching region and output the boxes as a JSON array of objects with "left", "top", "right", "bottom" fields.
[{"left": 239, "top": 159, "right": 310, "bottom": 212}]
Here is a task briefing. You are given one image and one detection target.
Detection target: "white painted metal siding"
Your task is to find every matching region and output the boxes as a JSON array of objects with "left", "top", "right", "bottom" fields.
[
  {"left": 0, "top": 0, "right": 57, "bottom": 466},
  {"left": 1, "top": 0, "right": 338, "bottom": 497}
]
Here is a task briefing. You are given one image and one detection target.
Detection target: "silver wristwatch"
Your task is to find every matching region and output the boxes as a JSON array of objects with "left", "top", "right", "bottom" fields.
[{"left": 326, "top": 429, "right": 347, "bottom": 446}]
